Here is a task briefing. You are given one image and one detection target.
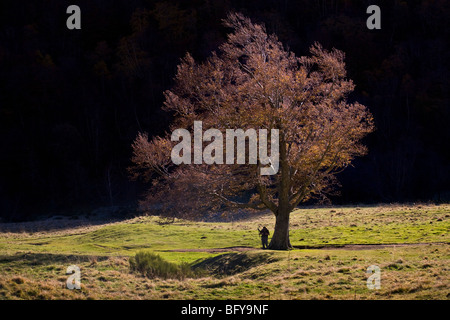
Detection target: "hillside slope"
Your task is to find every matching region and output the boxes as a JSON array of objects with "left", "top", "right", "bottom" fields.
[{"left": 0, "top": 204, "right": 448, "bottom": 299}]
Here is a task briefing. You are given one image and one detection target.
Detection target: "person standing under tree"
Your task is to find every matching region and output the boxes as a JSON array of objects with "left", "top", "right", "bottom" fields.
[{"left": 258, "top": 226, "right": 270, "bottom": 249}]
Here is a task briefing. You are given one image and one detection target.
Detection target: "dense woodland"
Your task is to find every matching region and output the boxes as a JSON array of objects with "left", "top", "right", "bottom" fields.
[{"left": 0, "top": 0, "right": 449, "bottom": 221}]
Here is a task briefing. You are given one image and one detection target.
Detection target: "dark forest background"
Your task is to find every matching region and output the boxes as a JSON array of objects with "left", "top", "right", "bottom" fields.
[{"left": 0, "top": 0, "right": 449, "bottom": 221}]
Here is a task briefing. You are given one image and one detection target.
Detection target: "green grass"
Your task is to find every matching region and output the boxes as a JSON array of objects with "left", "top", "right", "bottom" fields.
[
  {"left": 0, "top": 216, "right": 261, "bottom": 260},
  {"left": 0, "top": 203, "right": 448, "bottom": 299}
]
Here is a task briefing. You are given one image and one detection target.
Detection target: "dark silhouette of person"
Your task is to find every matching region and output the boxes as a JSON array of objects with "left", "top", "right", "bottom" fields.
[{"left": 258, "top": 226, "right": 270, "bottom": 249}]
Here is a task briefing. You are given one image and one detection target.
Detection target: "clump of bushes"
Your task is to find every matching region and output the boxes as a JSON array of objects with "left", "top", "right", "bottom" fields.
[{"left": 129, "top": 251, "right": 197, "bottom": 280}]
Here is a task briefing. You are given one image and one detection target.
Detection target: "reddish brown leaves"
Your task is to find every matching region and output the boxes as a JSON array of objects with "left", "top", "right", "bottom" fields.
[{"left": 130, "top": 13, "right": 374, "bottom": 218}]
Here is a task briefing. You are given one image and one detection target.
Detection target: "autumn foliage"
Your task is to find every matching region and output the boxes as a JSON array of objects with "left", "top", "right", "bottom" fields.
[{"left": 130, "top": 13, "right": 374, "bottom": 249}]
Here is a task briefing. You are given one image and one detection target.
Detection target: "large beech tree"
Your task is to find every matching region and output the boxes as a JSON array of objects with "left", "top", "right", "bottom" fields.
[{"left": 130, "top": 13, "right": 374, "bottom": 250}]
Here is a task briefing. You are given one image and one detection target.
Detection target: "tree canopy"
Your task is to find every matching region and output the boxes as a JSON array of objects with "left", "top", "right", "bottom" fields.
[{"left": 130, "top": 13, "right": 374, "bottom": 249}]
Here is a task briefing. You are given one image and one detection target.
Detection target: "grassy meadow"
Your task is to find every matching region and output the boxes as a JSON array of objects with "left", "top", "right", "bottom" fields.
[{"left": 0, "top": 204, "right": 448, "bottom": 300}]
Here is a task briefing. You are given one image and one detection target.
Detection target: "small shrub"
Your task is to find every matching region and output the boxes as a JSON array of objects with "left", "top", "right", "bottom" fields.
[
  {"left": 11, "top": 277, "right": 25, "bottom": 284},
  {"left": 389, "top": 286, "right": 409, "bottom": 294},
  {"left": 386, "top": 263, "right": 403, "bottom": 270},
  {"left": 337, "top": 267, "right": 351, "bottom": 274},
  {"left": 129, "top": 251, "right": 196, "bottom": 280}
]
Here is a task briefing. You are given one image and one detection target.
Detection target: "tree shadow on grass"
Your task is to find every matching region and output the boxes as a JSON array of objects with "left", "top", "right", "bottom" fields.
[
  {"left": 0, "top": 252, "right": 110, "bottom": 266},
  {"left": 0, "top": 217, "right": 126, "bottom": 234},
  {"left": 192, "top": 252, "right": 279, "bottom": 277}
]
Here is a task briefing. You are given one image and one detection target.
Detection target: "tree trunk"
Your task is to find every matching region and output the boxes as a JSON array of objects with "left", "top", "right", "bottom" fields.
[
  {"left": 268, "top": 129, "right": 292, "bottom": 250},
  {"left": 268, "top": 208, "right": 292, "bottom": 250}
]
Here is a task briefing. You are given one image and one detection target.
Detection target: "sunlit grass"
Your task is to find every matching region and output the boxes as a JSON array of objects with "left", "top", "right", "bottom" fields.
[{"left": 0, "top": 203, "right": 448, "bottom": 299}]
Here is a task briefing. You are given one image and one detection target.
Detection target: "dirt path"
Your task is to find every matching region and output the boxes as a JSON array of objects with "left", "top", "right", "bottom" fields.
[
  {"left": 294, "top": 242, "right": 449, "bottom": 250},
  {"left": 168, "top": 246, "right": 256, "bottom": 253},
  {"left": 168, "top": 242, "right": 448, "bottom": 253}
]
